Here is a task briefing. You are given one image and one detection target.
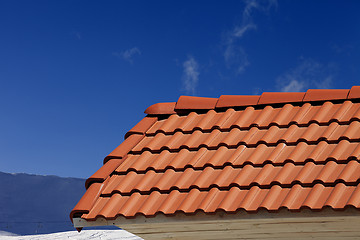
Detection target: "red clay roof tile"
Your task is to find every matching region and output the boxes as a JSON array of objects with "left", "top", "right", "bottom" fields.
[
  {"left": 70, "top": 182, "right": 103, "bottom": 220},
  {"left": 303, "top": 89, "right": 349, "bottom": 102},
  {"left": 124, "top": 116, "right": 157, "bottom": 139},
  {"left": 71, "top": 86, "right": 360, "bottom": 223},
  {"left": 175, "top": 96, "right": 218, "bottom": 110},
  {"left": 216, "top": 95, "right": 260, "bottom": 108},
  {"left": 85, "top": 158, "right": 123, "bottom": 189},
  {"left": 258, "top": 92, "right": 305, "bottom": 105},
  {"left": 104, "top": 134, "right": 144, "bottom": 163},
  {"left": 348, "top": 86, "right": 360, "bottom": 99},
  {"left": 144, "top": 102, "right": 176, "bottom": 115}
]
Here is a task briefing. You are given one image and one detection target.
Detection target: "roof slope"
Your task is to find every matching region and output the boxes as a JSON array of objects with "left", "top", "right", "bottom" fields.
[{"left": 71, "top": 87, "right": 360, "bottom": 221}]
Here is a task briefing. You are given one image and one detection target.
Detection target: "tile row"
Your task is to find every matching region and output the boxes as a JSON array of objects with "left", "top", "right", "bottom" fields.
[
  {"left": 147, "top": 101, "right": 360, "bottom": 135},
  {"left": 103, "top": 161, "right": 360, "bottom": 195},
  {"left": 117, "top": 140, "right": 360, "bottom": 173},
  {"left": 133, "top": 121, "right": 360, "bottom": 153},
  {"left": 82, "top": 183, "right": 360, "bottom": 219}
]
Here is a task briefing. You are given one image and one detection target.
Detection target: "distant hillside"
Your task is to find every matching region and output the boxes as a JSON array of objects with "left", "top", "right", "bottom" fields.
[{"left": 0, "top": 171, "right": 92, "bottom": 235}]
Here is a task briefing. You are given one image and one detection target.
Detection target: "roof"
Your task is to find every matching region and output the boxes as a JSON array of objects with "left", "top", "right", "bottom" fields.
[{"left": 71, "top": 86, "right": 360, "bottom": 222}]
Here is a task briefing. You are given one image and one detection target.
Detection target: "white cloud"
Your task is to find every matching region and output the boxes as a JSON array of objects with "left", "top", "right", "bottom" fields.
[
  {"left": 233, "top": 24, "right": 257, "bottom": 38},
  {"left": 224, "top": 0, "right": 277, "bottom": 74},
  {"left": 232, "top": 0, "right": 262, "bottom": 38},
  {"left": 281, "top": 79, "right": 305, "bottom": 92},
  {"left": 182, "top": 56, "right": 199, "bottom": 95},
  {"left": 277, "top": 58, "right": 335, "bottom": 92},
  {"left": 113, "top": 47, "right": 141, "bottom": 64}
]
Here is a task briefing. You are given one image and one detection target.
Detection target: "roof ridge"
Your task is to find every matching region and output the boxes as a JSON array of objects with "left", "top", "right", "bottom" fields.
[{"left": 144, "top": 86, "right": 360, "bottom": 115}]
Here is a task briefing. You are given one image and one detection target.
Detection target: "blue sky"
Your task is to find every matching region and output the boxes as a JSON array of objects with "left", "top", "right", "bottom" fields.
[{"left": 1, "top": 0, "right": 360, "bottom": 178}]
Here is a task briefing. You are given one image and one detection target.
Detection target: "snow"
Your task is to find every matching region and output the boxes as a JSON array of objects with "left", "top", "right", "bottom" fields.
[
  {"left": 0, "top": 230, "right": 142, "bottom": 240},
  {"left": 0, "top": 231, "right": 18, "bottom": 237}
]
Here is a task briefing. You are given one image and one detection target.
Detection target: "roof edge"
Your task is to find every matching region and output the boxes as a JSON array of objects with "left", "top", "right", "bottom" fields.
[
  {"left": 70, "top": 182, "right": 103, "bottom": 223},
  {"left": 104, "top": 134, "right": 144, "bottom": 164},
  {"left": 125, "top": 116, "right": 158, "bottom": 139},
  {"left": 85, "top": 158, "right": 123, "bottom": 189}
]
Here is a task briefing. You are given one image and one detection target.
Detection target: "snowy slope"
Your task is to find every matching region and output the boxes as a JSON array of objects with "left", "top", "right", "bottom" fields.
[
  {"left": 0, "top": 171, "right": 109, "bottom": 235},
  {"left": 0, "top": 230, "right": 142, "bottom": 239}
]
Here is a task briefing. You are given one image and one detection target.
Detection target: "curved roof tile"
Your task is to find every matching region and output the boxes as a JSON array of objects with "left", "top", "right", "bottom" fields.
[{"left": 144, "top": 102, "right": 176, "bottom": 115}]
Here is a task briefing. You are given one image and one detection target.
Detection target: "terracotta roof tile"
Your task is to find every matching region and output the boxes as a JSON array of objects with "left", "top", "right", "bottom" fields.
[
  {"left": 175, "top": 96, "right": 218, "bottom": 110},
  {"left": 258, "top": 92, "right": 305, "bottom": 105},
  {"left": 144, "top": 102, "right": 176, "bottom": 115},
  {"left": 70, "top": 182, "right": 103, "bottom": 220},
  {"left": 104, "top": 134, "right": 144, "bottom": 163},
  {"left": 124, "top": 116, "right": 157, "bottom": 139},
  {"left": 71, "top": 86, "right": 360, "bottom": 222},
  {"left": 216, "top": 95, "right": 260, "bottom": 108},
  {"left": 85, "top": 158, "right": 123, "bottom": 189},
  {"left": 348, "top": 86, "right": 360, "bottom": 99},
  {"left": 303, "top": 89, "right": 349, "bottom": 102}
]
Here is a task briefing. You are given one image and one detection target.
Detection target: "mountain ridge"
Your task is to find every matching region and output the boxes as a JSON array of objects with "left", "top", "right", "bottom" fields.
[{"left": 0, "top": 171, "right": 86, "bottom": 235}]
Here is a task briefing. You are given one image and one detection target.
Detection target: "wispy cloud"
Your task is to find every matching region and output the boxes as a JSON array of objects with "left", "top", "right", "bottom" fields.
[
  {"left": 224, "top": 0, "right": 277, "bottom": 74},
  {"left": 281, "top": 79, "right": 305, "bottom": 92},
  {"left": 113, "top": 47, "right": 141, "bottom": 64},
  {"left": 277, "top": 58, "right": 336, "bottom": 92},
  {"left": 182, "top": 56, "right": 199, "bottom": 95}
]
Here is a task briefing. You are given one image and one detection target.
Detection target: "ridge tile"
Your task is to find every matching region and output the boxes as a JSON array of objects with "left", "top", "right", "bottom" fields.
[
  {"left": 175, "top": 96, "right": 218, "bottom": 110},
  {"left": 303, "top": 89, "right": 349, "bottom": 102},
  {"left": 216, "top": 95, "right": 260, "bottom": 108},
  {"left": 258, "top": 92, "right": 305, "bottom": 105},
  {"left": 348, "top": 86, "right": 360, "bottom": 99},
  {"left": 144, "top": 102, "right": 176, "bottom": 115}
]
